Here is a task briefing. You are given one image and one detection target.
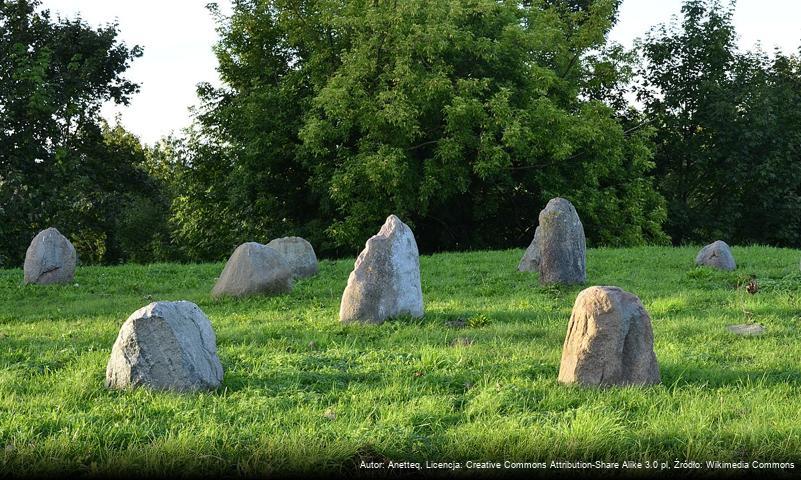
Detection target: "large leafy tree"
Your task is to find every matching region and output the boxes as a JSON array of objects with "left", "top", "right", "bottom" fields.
[
  {"left": 179, "top": 0, "right": 667, "bottom": 259},
  {"left": 0, "top": 0, "right": 147, "bottom": 265},
  {"left": 638, "top": 0, "right": 801, "bottom": 245}
]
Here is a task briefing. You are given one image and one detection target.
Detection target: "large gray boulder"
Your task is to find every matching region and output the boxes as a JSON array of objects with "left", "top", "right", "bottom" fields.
[
  {"left": 211, "top": 242, "right": 293, "bottom": 298},
  {"left": 695, "top": 240, "right": 736, "bottom": 271},
  {"left": 520, "top": 197, "right": 586, "bottom": 285},
  {"left": 339, "top": 215, "right": 424, "bottom": 324},
  {"left": 266, "top": 236, "right": 318, "bottom": 278},
  {"left": 105, "top": 301, "right": 223, "bottom": 392},
  {"left": 558, "top": 286, "right": 661, "bottom": 387},
  {"left": 23, "top": 227, "right": 77, "bottom": 285}
]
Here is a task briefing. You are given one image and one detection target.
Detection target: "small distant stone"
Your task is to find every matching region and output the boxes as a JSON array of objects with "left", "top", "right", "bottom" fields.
[
  {"left": 727, "top": 324, "right": 765, "bottom": 336},
  {"left": 266, "top": 236, "right": 319, "bottom": 279},
  {"left": 695, "top": 240, "right": 736, "bottom": 271},
  {"left": 23, "top": 227, "right": 77, "bottom": 285},
  {"left": 518, "top": 226, "right": 542, "bottom": 272},
  {"left": 211, "top": 242, "right": 293, "bottom": 298},
  {"left": 451, "top": 336, "right": 474, "bottom": 347}
]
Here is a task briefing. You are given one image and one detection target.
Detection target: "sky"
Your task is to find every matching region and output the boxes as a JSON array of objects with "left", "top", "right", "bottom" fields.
[{"left": 43, "top": 0, "right": 801, "bottom": 145}]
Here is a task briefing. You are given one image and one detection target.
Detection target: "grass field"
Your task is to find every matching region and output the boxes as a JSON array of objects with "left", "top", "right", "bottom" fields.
[{"left": 2, "top": 246, "right": 801, "bottom": 476}]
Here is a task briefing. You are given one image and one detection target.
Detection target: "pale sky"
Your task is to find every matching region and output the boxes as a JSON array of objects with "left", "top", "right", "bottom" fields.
[{"left": 43, "top": 0, "right": 801, "bottom": 145}]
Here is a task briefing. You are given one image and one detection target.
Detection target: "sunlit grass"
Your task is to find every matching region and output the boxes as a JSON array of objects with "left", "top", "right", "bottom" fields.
[{"left": 1, "top": 246, "right": 801, "bottom": 475}]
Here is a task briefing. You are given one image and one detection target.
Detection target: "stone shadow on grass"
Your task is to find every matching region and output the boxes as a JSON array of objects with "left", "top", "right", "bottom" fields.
[{"left": 660, "top": 364, "right": 801, "bottom": 389}]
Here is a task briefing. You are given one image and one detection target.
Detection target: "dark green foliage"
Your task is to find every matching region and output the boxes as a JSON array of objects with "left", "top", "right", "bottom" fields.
[
  {"left": 176, "top": 0, "right": 667, "bottom": 259},
  {"left": 638, "top": 0, "right": 801, "bottom": 246},
  {"left": 0, "top": 0, "right": 147, "bottom": 266}
]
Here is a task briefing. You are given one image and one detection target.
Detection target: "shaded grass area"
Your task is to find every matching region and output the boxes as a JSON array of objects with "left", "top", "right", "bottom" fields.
[{"left": 1, "top": 246, "right": 801, "bottom": 476}]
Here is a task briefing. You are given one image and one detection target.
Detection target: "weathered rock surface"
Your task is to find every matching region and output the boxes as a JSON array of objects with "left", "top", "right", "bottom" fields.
[
  {"left": 339, "top": 215, "right": 424, "bottom": 324},
  {"left": 521, "top": 197, "right": 586, "bottom": 284},
  {"left": 266, "top": 236, "right": 318, "bottom": 278},
  {"left": 695, "top": 240, "right": 736, "bottom": 271},
  {"left": 727, "top": 323, "right": 765, "bottom": 336},
  {"left": 211, "top": 242, "right": 293, "bottom": 298},
  {"left": 558, "top": 286, "right": 661, "bottom": 387},
  {"left": 517, "top": 226, "right": 541, "bottom": 272},
  {"left": 23, "top": 227, "right": 77, "bottom": 285},
  {"left": 105, "top": 301, "right": 223, "bottom": 391}
]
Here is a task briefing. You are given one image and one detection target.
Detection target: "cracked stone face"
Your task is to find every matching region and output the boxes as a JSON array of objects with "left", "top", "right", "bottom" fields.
[
  {"left": 558, "top": 286, "right": 661, "bottom": 387},
  {"left": 105, "top": 301, "right": 224, "bottom": 392},
  {"left": 695, "top": 240, "right": 736, "bottom": 271},
  {"left": 23, "top": 227, "right": 77, "bottom": 285}
]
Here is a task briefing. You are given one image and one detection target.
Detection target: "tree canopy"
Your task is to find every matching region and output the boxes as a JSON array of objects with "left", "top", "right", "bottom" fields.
[
  {"left": 2, "top": 0, "right": 800, "bottom": 266},
  {"left": 173, "top": 0, "right": 667, "bottom": 259},
  {"left": 0, "top": 0, "right": 158, "bottom": 266},
  {"left": 638, "top": 0, "right": 801, "bottom": 246}
]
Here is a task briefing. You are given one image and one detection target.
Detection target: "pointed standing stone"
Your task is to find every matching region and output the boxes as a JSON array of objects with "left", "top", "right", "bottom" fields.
[
  {"left": 339, "top": 215, "right": 424, "bottom": 324},
  {"left": 519, "top": 198, "right": 586, "bottom": 284},
  {"left": 23, "top": 227, "right": 77, "bottom": 285},
  {"left": 695, "top": 240, "right": 736, "bottom": 271},
  {"left": 105, "top": 301, "right": 224, "bottom": 392},
  {"left": 558, "top": 286, "right": 661, "bottom": 387}
]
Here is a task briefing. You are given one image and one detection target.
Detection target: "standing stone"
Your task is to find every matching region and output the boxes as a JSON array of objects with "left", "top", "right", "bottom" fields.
[
  {"left": 695, "top": 240, "right": 736, "bottom": 271},
  {"left": 211, "top": 242, "right": 293, "bottom": 298},
  {"left": 558, "top": 286, "right": 661, "bottom": 387},
  {"left": 105, "top": 301, "right": 223, "bottom": 391},
  {"left": 266, "top": 236, "right": 319, "bottom": 278},
  {"left": 23, "top": 227, "right": 77, "bottom": 285},
  {"left": 520, "top": 197, "right": 586, "bottom": 284},
  {"left": 517, "top": 226, "right": 541, "bottom": 272},
  {"left": 339, "top": 215, "right": 424, "bottom": 324}
]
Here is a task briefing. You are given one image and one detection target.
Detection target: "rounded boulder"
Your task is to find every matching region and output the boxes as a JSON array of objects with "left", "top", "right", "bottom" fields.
[
  {"left": 558, "top": 286, "right": 661, "bottom": 387},
  {"left": 105, "top": 301, "right": 224, "bottom": 392},
  {"left": 23, "top": 227, "right": 77, "bottom": 285},
  {"left": 211, "top": 242, "right": 293, "bottom": 298}
]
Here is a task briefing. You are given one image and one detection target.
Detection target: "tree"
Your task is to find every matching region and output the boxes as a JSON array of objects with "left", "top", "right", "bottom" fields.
[
  {"left": 179, "top": 0, "right": 667, "bottom": 259},
  {"left": 0, "top": 0, "right": 146, "bottom": 265},
  {"left": 637, "top": 0, "right": 801, "bottom": 246}
]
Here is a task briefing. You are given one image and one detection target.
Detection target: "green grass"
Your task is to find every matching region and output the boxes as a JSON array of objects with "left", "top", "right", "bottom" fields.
[{"left": 2, "top": 246, "right": 801, "bottom": 476}]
